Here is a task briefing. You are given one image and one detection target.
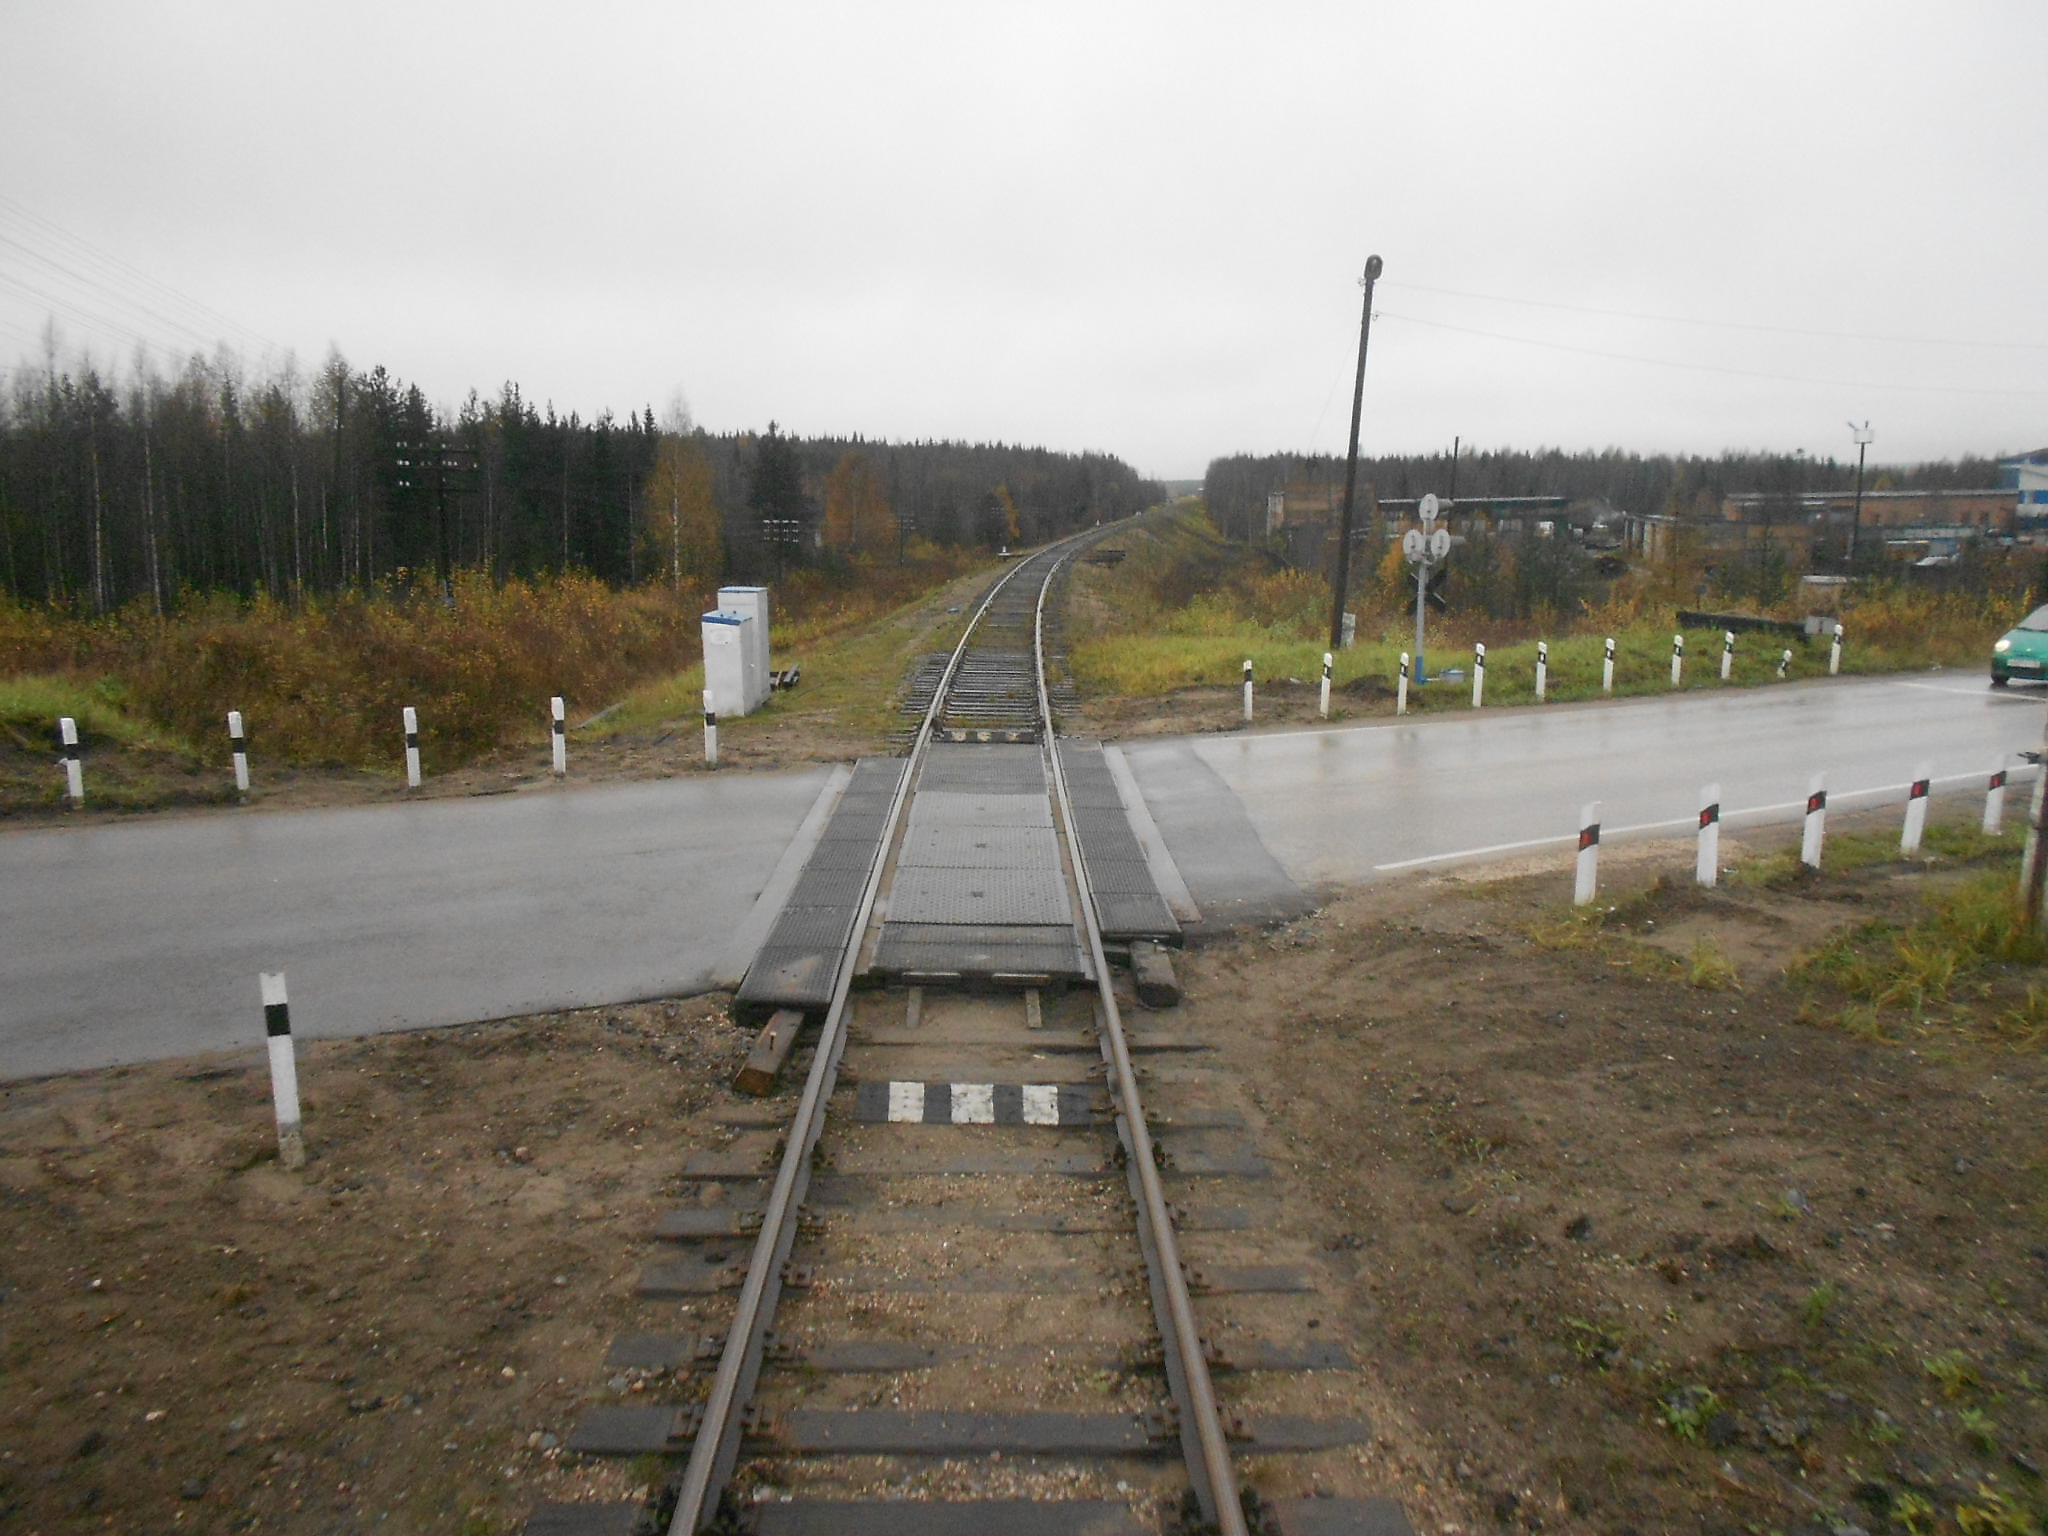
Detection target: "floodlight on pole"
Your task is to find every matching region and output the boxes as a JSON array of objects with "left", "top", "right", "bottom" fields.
[{"left": 1847, "top": 421, "right": 1873, "bottom": 564}]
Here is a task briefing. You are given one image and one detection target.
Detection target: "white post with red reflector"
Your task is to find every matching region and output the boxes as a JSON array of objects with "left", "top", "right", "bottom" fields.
[{"left": 1574, "top": 801, "right": 1601, "bottom": 907}]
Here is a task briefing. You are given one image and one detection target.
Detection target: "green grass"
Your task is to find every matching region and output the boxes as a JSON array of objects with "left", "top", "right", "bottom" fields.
[{"left": 0, "top": 673, "right": 182, "bottom": 752}]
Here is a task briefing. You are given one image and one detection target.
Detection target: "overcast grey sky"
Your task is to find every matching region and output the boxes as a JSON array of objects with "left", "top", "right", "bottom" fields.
[{"left": 2, "top": 1, "right": 2043, "bottom": 478}]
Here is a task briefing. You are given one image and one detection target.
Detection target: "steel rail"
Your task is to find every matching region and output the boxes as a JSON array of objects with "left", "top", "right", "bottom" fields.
[
  {"left": 666, "top": 540, "right": 1087, "bottom": 1534},
  {"left": 1035, "top": 549, "right": 1250, "bottom": 1535}
]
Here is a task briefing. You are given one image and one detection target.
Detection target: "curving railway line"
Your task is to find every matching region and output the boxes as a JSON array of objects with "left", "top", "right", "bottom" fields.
[{"left": 535, "top": 529, "right": 1409, "bottom": 1536}]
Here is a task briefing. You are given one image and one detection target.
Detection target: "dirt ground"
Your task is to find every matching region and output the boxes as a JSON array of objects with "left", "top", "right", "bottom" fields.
[{"left": 6, "top": 801, "right": 2046, "bottom": 1534}]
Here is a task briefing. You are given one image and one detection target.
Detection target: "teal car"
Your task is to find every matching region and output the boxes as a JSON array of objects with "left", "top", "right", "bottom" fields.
[{"left": 1991, "top": 605, "right": 2048, "bottom": 685}]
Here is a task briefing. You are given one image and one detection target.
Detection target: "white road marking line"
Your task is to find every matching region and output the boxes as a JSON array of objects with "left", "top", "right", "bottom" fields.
[
  {"left": 887, "top": 1081, "right": 925, "bottom": 1122},
  {"left": 1022, "top": 1085, "right": 1060, "bottom": 1125},
  {"left": 1889, "top": 680, "right": 2044, "bottom": 703},
  {"left": 950, "top": 1083, "right": 995, "bottom": 1124}
]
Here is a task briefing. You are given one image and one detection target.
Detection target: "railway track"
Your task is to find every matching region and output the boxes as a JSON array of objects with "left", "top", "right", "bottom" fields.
[{"left": 533, "top": 531, "right": 1410, "bottom": 1536}]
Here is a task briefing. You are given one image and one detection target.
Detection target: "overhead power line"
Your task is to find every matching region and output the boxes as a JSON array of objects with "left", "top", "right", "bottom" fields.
[{"left": 1377, "top": 310, "right": 2048, "bottom": 399}]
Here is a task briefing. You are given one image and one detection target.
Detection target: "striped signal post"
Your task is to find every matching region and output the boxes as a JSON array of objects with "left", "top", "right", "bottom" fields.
[
  {"left": 58, "top": 716, "right": 83, "bottom": 807},
  {"left": 1778, "top": 648, "right": 1792, "bottom": 678},
  {"left": 550, "top": 696, "right": 567, "bottom": 777},
  {"left": 1801, "top": 772, "right": 1828, "bottom": 869},
  {"left": 1472, "top": 643, "right": 1486, "bottom": 708},
  {"left": 260, "top": 972, "right": 306, "bottom": 1170},
  {"left": 227, "top": 711, "right": 250, "bottom": 798},
  {"left": 1319, "top": 652, "right": 1332, "bottom": 720},
  {"left": 1670, "top": 634, "right": 1685, "bottom": 687},
  {"left": 703, "top": 687, "right": 719, "bottom": 767},
  {"left": 1242, "top": 659, "right": 1254, "bottom": 724},
  {"left": 402, "top": 707, "right": 421, "bottom": 789},
  {"left": 1986, "top": 761, "right": 2009, "bottom": 835},
  {"left": 1830, "top": 623, "right": 1844, "bottom": 676},
  {"left": 1902, "top": 762, "right": 1932, "bottom": 855},
  {"left": 1574, "top": 801, "right": 1601, "bottom": 906},
  {"left": 1397, "top": 652, "right": 1410, "bottom": 716},
  {"left": 1601, "top": 637, "right": 1615, "bottom": 693},
  {"left": 1696, "top": 783, "right": 1721, "bottom": 887},
  {"left": 1721, "top": 630, "right": 1735, "bottom": 681},
  {"left": 1535, "top": 641, "right": 1548, "bottom": 702}
]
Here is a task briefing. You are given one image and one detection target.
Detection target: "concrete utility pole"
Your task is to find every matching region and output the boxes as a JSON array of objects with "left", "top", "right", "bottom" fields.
[
  {"left": 1847, "top": 421, "right": 1873, "bottom": 563},
  {"left": 1329, "top": 255, "right": 1384, "bottom": 652}
]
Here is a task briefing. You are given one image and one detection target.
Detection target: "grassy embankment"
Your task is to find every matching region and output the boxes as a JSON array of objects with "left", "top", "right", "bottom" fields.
[
  {"left": 1064, "top": 504, "right": 2021, "bottom": 711},
  {"left": 0, "top": 549, "right": 990, "bottom": 813}
]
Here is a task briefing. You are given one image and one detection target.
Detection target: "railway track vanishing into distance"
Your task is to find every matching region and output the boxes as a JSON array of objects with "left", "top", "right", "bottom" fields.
[{"left": 532, "top": 530, "right": 1411, "bottom": 1536}]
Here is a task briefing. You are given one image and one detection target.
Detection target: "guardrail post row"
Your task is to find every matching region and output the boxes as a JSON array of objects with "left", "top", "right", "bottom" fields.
[
  {"left": 550, "top": 695, "right": 567, "bottom": 777},
  {"left": 1535, "top": 641, "right": 1548, "bottom": 702},
  {"left": 703, "top": 688, "right": 719, "bottom": 768},
  {"left": 260, "top": 972, "right": 306, "bottom": 1170},
  {"left": 1397, "top": 652, "right": 1410, "bottom": 716},
  {"left": 1802, "top": 772, "right": 1828, "bottom": 869},
  {"left": 1574, "top": 801, "right": 1601, "bottom": 906},
  {"left": 1671, "top": 633, "right": 1685, "bottom": 687},
  {"left": 402, "top": 707, "right": 421, "bottom": 790},
  {"left": 1778, "top": 648, "right": 1792, "bottom": 679},
  {"left": 1902, "top": 762, "right": 1932, "bottom": 855},
  {"left": 58, "top": 716, "right": 83, "bottom": 807},
  {"left": 1985, "top": 761, "right": 2009, "bottom": 835},
  {"left": 1721, "top": 630, "right": 1735, "bottom": 682},
  {"left": 1830, "top": 623, "right": 1844, "bottom": 676},
  {"left": 1472, "top": 643, "right": 1486, "bottom": 708},
  {"left": 1602, "top": 637, "right": 1615, "bottom": 693},
  {"left": 1242, "top": 658, "right": 1253, "bottom": 724},
  {"left": 227, "top": 710, "right": 250, "bottom": 797},
  {"left": 1319, "top": 652, "right": 1332, "bottom": 720},
  {"left": 1697, "top": 782, "right": 1721, "bottom": 888}
]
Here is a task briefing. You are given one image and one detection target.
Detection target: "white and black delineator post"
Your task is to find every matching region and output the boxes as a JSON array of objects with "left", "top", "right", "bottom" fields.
[
  {"left": 1397, "top": 652, "right": 1410, "bottom": 716},
  {"left": 1801, "top": 772, "right": 1828, "bottom": 869},
  {"left": 1721, "top": 630, "right": 1735, "bottom": 681},
  {"left": 1985, "top": 761, "right": 2009, "bottom": 835},
  {"left": 227, "top": 710, "right": 250, "bottom": 797},
  {"left": 58, "top": 716, "right": 83, "bottom": 807},
  {"left": 1601, "top": 637, "right": 1615, "bottom": 694},
  {"left": 402, "top": 706, "right": 421, "bottom": 790},
  {"left": 1535, "top": 641, "right": 1548, "bottom": 702},
  {"left": 1574, "top": 801, "right": 1601, "bottom": 906},
  {"left": 1901, "top": 762, "right": 1932, "bottom": 855},
  {"left": 1697, "top": 782, "right": 1721, "bottom": 888},
  {"left": 1670, "top": 633, "right": 1685, "bottom": 687},
  {"left": 702, "top": 687, "right": 719, "bottom": 768},
  {"left": 1242, "top": 658, "right": 1254, "bottom": 724},
  {"left": 550, "top": 696, "right": 566, "bottom": 777},
  {"left": 1830, "top": 623, "right": 1844, "bottom": 676},
  {"left": 260, "top": 972, "right": 305, "bottom": 1170},
  {"left": 1319, "top": 652, "right": 1332, "bottom": 720},
  {"left": 1472, "top": 643, "right": 1486, "bottom": 708},
  {"left": 1778, "top": 648, "right": 1792, "bottom": 679}
]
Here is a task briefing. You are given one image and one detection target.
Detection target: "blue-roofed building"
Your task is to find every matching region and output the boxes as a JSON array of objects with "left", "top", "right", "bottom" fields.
[{"left": 2002, "top": 449, "right": 2048, "bottom": 521}]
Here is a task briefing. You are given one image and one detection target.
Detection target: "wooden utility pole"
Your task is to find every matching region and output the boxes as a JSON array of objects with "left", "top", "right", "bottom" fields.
[{"left": 1329, "top": 256, "right": 1384, "bottom": 652}]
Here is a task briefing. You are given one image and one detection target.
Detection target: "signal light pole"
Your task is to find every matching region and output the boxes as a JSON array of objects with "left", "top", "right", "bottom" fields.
[{"left": 1329, "top": 255, "right": 1383, "bottom": 653}]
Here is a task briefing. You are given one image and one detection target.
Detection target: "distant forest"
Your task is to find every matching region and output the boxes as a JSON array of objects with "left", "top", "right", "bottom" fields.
[
  {"left": 1202, "top": 447, "right": 2003, "bottom": 543},
  {"left": 0, "top": 351, "right": 1162, "bottom": 611}
]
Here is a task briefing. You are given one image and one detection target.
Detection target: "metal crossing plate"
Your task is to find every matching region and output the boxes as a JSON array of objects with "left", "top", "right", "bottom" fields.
[
  {"left": 1093, "top": 894, "right": 1178, "bottom": 939},
  {"left": 905, "top": 790, "right": 1054, "bottom": 828},
  {"left": 522, "top": 1504, "right": 644, "bottom": 1536},
  {"left": 872, "top": 922, "right": 1085, "bottom": 978},
  {"left": 889, "top": 867, "right": 1073, "bottom": 925},
  {"left": 768, "top": 1409, "right": 1167, "bottom": 1456},
  {"left": 1078, "top": 857, "right": 1159, "bottom": 895},
  {"left": 754, "top": 1500, "right": 1147, "bottom": 1535},
  {"left": 757, "top": 905, "right": 860, "bottom": 949},
  {"left": 899, "top": 825, "right": 1061, "bottom": 869},
  {"left": 737, "top": 944, "right": 842, "bottom": 1007},
  {"left": 776, "top": 866, "right": 871, "bottom": 910},
  {"left": 917, "top": 743, "right": 1047, "bottom": 793}
]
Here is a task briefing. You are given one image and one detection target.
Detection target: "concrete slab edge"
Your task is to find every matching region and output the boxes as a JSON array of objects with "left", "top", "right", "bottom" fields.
[
  {"left": 1101, "top": 744, "right": 1201, "bottom": 924},
  {"left": 710, "top": 763, "right": 853, "bottom": 988}
]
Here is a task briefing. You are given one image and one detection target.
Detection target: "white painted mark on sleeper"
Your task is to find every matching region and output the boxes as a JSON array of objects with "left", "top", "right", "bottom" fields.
[
  {"left": 951, "top": 1083, "right": 995, "bottom": 1124},
  {"left": 887, "top": 1081, "right": 926, "bottom": 1123},
  {"left": 1022, "top": 1085, "right": 1060, "bottom": 1126}
]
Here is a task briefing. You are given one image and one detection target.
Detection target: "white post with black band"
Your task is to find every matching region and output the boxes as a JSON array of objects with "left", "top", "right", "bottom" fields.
[
  {"left": 1902, "top": 762, "right": 1931, "bottom": 855},
  {"left": 260, "top": 972, "right": 305, "bottom": 1170},
  {"left": 1574, "top": 801, "right": 1601, "bottom": 907},
  {"left": 1830, "top": 623, "right": 1844, "bottom": 676},
  {"left": 403, "top": 706, "right": 421, "bottom": 790},
  {"left": 1601, "top": 637, "right": 1615, "bottom": 693},
  {"left": 1472, "top": 642, "right": 1486, "bottom": 708},
  {"left": 1535, "top": 641, "right": 1548, "bottom": 703},
  {"left": 1986, "top": 762, "right": 2009, "bottom": 835},
  {"left": 1397, "top": 652, "right": 1410, "bottom": 716},
  {"left": 59, "top": 716, "right": 83, "bottom": 807},
  {"left": 703, "top": 687, "right": 719, "bottom": 767},
  {"left": 1697, "top": 782, "right": 1721, "bottom": 888},
  {"left": 228, "top": 710, "right": 250, "bottom": 797},
  {"left": 1242, "top": 658, "right": 1253, "bottom": 724},
  {"left": 1319, "top": 652, "right": 1332, "bottom": 720},
  {"left": 1801, "top": 772, "right": 1828, "bottom": 869},
  {"left": 1670, "top": 633, "right": 1684, "bottom": 687},
  {"left": 1721, "top": 630, "right": 1734, "bottom": 682},
  {"left": 550, "top": 696, "right": 567, "bottom": 777},
  {"left": 1778, "top": 648, "right": 1792, "bottom": 679}
]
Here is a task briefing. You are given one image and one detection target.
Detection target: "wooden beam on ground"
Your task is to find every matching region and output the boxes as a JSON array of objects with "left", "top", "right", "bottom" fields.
[{"left": 733, "top": 1008, "right": 807, "bottom": 1096}]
